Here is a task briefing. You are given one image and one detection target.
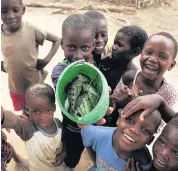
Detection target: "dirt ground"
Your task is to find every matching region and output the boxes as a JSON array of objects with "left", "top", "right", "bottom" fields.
[{"left": 2, "top": 0, "right": 178, "bottom": 170}]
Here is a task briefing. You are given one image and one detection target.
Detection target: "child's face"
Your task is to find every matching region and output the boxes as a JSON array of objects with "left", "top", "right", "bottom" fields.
[
  {"left": 94, "top": 19, "right": 108, "bottom": 55},
  {"left": 153, "top": 124, "right": 178, "bottom": 171},
  {"left": 111, "top": 32, "right": 133, "bottom": 61},
  {"left": 115, "top": 110, "right": 161, "bottom": 152},
  {"left": 1, "top": 0, "right": 25, "bottom": 31},
  {"left": 62, "top": 28, "right": 94, "bottom": 63},
  {"left": 140, "top": 35, "right": 176, "bottom": 80},
  {"left": 27, "top": 97, "right": 56, "bottom": 129}
]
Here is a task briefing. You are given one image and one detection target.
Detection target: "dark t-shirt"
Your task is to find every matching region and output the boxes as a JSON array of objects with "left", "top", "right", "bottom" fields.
[{"left": 99, "top": 57, "right": 137, "bottom": 91}]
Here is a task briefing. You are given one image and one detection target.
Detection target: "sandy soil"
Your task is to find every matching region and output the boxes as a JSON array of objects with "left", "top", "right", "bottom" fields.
[{"left": 2, "top": 1, "right": 178, "bottom": 170}]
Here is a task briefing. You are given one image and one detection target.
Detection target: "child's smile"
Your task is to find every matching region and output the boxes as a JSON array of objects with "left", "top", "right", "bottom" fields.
[
  {"left": 122, "top": 132, "right": 136, "bottom": 143},
  {"left": 140, "top": 35, "right": 175, "bottom": 80},
  {"left": 153, "top": 124, "right": 178, "bottom": 171},
  {"left": 114, "top": 110, "right": 161, "bottom": 153}
]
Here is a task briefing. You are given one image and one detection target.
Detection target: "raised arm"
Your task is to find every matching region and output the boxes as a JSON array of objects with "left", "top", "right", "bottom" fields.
[
  {"left": 1, "top": 108, "right": 35, "bottom": 141},
  {"left": 121, "top": 94, "right": 176, "bottom": 123},
  {"left": 36, "top": 33, "right": 61, "bottom": 70}
]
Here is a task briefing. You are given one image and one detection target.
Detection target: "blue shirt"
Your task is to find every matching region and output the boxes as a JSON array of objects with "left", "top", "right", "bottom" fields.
[{"left": 81, "top": 125, "right": 152, "bottom": 171}]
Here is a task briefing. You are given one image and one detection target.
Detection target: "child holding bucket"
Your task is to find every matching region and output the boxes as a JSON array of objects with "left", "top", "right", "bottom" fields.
[{"left": 51, "top": 14, "right": 96, "bottom": 171}]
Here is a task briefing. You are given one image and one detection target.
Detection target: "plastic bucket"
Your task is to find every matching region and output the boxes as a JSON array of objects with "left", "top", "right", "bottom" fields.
[{"left": 56, "top": 60, "right": 109, "bottom": 124}]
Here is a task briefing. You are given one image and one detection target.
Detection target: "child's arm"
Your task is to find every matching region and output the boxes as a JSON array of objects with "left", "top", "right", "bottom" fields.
[
  {"left": 1, "top": 61, "right": 6, "bottom": 72},
  {"left": 36, "top": 33, "right": 61, "bottom": 70},
  {"left": 1, "top": 108, "right": 36, "bottom": 141},
  {"left": 52, "top": 118, "right": 66, "bottom": 167},
  {"left": 121, "top": 94, "right": 177, "bottom": 123},
  {"left": 51, "top": 63, "right": 67, "bottom": 90}
]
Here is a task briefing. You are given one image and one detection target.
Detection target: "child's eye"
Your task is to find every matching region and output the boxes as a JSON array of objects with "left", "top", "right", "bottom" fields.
[
  {"left": 68, "top": 46, "right": 75, "bottom": 51},
  {"left": 82, "top": 46, "right": 89, "bottom": 51},
  {"left": 145, "top": 50, "right": 153, "bottom": 55},
  {"left": 102, "top": 33, "right": 107, "bottom": 37},
  {"left": 33, "top": 110, "right": 40, "bottom": 114},
  {"left": 46, "top": 110, "right": 52, "bottom": 113},
  {"left": 158, "top": 138, "right": 165, "bottom": 145},
  {"left": 125, "top": 117, "right": 132, "bottom": 123},
  {"left": 14, "top": 9, "right": 19, "bottom": 13},
  {"left": 173, "top": 151, "right": 178, "bottom": 158},
  {"left": 1, "top": 9, "right": 8, "bottom": 14},
  {"left": 142, "top": 128, "right": 150, "bottom": 135},
  {"left": 159, "top": 54, "right": 168, "bottom": 60},
  {"left": 117, "top": 42, "right": 123, "bottom": 47}
]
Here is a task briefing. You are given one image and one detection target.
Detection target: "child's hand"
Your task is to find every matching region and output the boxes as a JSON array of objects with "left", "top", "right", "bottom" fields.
[
  {"left": 111, "top": 85, "right": 142, "bottom": 107},
  {"left": 78, "top": 107, "right": 113, "bottom": 129},
  {"left": 123, "top": 158, "right": 141, "bottom": 171},
  {"left": 19, "top": 114, "right": 29, "bottom": 120},
  {"left": 52, "top": 151, "right": 66, "bottom": 167},
  {"left": 121, "top": 94, "right": 163, "bottom": 121},
  {"left": 110, "top": 85, "right": 132, "bottom": 106},
  {"left": 36, "top": 59, "right": 48, "bottom": 70}
]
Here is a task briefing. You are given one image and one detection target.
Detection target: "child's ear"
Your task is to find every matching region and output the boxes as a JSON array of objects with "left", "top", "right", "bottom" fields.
[
  {"left": 147, "top": 136, "right": 155, "bottom": 145},
  {"left": 132, "top": 47, "right": 141, "bottom": 57},
  {"left": 61, "top": 39, "right": 64, "bottom": 50},
  {"left": 168, "top": 60, "right": 176, "bottom": 71},
  {"left": 53, "top": 104, "right": 56, "bottom": 112},
  {"left": 22, "top": 6, "right": 26, "bottom": 14}
]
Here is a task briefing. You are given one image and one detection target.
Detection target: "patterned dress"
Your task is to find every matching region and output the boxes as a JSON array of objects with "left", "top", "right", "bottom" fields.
[{"left": 1, "top": 131, "right": 13, "bottom": 171}]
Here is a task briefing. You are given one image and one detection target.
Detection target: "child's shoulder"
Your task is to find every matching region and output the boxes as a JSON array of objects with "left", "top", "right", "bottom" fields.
[
  {"left": 122, "top": 70, "right": 137, "bottom": 85},
  {"left": 54, "top": 118, "right": 62, "bottom": 129},
  {"left": 22, "top": 21, "right": 46, "bottom": 37}
]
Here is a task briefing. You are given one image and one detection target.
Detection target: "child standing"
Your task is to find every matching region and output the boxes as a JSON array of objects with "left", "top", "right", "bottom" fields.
[
  {"left": 112, "top": 32, "right": 178, "bottom": 124},
  {"left": 1, "top": 0, "right": 61, "bottom": 112},
  {"left": 80, "top": 109, "right": 161, "bottom": 171},
  {"left": 51, "top": 14, "right": 95, "bottom": 170},
  {"left": 1, "top": 84, "right": 65, "bottom": 171},
  {"left": 100, "top": 26, "right": 148, "bottom": 90},
  {"left": 85, "top": 10, "right": 111, "bottom": 67}
]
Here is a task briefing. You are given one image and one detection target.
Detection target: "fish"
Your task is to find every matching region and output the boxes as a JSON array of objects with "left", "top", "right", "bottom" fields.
[
  {"left": 83, "top": 83, "right": 100, "bottom": 107},
  {"left": 67, "top": 74, "right": 90, "bottom": 114},
  {"left": 74, "top": 93, "right": 92, "bottom": 116}
]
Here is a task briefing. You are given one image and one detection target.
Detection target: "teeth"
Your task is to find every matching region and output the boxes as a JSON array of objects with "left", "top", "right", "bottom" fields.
[
  {"left": 145, "top": 65, "right": 157, "bottom": 70},
  {"left": 157, "top": 158, "right": 166, "bottom": 166},
  {"left": 123, "top": 133, "right": 136, "bottom": 143}
]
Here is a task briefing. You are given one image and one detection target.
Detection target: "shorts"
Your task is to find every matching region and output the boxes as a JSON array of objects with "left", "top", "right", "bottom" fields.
[
  {"left": 62, "top": 117, "right": 84, "bottom": 168},
  {"left": 10, "top": 92, "right": 26, "bottom": 111}
]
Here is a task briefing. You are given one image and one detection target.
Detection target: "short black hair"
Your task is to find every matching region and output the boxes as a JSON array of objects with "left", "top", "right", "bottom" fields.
[
  {"left": 150, "top": 32, "right": 178, "bottom": 59},
  {"left": 26, "top": 84, "right": 55, "bottom": 104},
  {"left": 118, "top": 26, "right": 148, "bottom": 51},
  {"left": 168, "top": 115, "right": 178, "bottom": 129},
  {"left": 2, "top": 0, "right": 23, "bottom": 5},
  {"left": 85, "top": 10, "right": 106, "bottom": 21},
  {"left": 62, "top": 14, "right": 95, "bottom": 38}
]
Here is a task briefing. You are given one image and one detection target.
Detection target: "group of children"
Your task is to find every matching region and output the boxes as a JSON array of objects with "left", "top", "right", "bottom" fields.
[{"left": 1, "top": 0, "right": 178, "bottom": 171}]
